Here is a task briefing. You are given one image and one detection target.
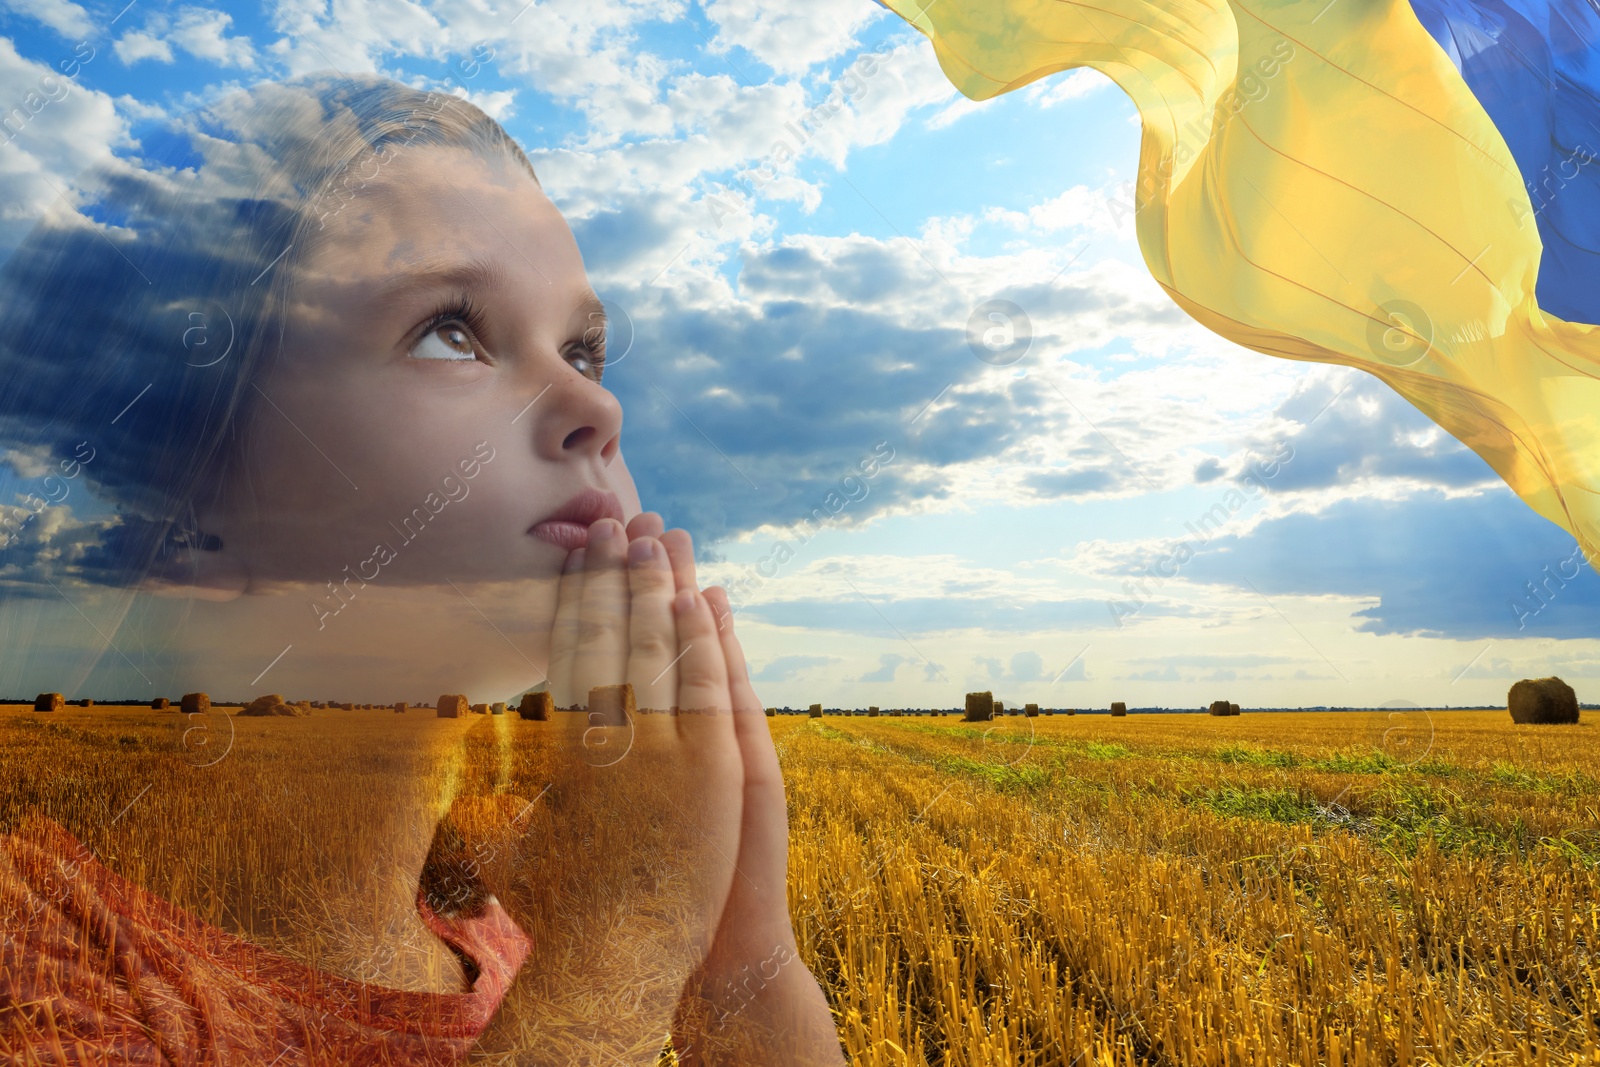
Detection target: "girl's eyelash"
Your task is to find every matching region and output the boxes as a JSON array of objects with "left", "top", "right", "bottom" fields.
[{"left": 415, "top": 294, "right": 491, "bottom": 357}]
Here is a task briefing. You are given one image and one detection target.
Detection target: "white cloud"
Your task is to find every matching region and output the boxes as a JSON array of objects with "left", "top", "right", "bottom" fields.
[
  {"left": 985, "top": 185, "right": 1126, "bottom": 235},
  {"left": 0, "top": 37, "right": 129, "bottom": 255},
  {"left": 171, "top": 7, "right": 258, "bottom": 69},
  {"left": 926, "top": 94, "right": 985, "bottom": 130},
  {"left": 1022, "top": 68, "right": 1111, "bottom": 108},
  {"left": 1, "top": 0, "right": 92, "bottom": 39},
  {"left": 113, "top": 31, "right": 174, "bottom": 66},
  {"left": 799, "top": 38, "right": 961, "bottom": 168},
  {"left": 2, "top": 444, "right": 56, "bottom": 480},
  {"left": 702, "top": 0, "right": 883, "bottom": 76},
  {"left": 451, "top": 86, "right": 516, "bottom": 121},
  {"left": 114, "top": 93, "right": 167, "bottom": 123}
]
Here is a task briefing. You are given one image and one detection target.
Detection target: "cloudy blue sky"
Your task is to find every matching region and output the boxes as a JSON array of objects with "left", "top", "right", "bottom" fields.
[{"left": 1, "top": 0, "right": 1596, "bottom": 710}]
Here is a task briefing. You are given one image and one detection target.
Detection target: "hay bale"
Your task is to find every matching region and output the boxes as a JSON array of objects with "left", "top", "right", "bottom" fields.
[
  {"left": 240, "top": 694, "right": 284, "bottom": 716},
  {"left": 765, "top": 707, "right": 776, "bottom": 717},
  {"left": 393, "top": 702, "right": 408, "bottom": 713},
  {"left": 181, "top": 692, "right": 210, "bottom": 714},
  {"left": 1043, "top": 708, "right": 1054, "bottom": 716},
  {"left": 1508, "top": 677, "right": 1580, "bottom": 724},
  {"left": 1229, "top": 702, "right": 1240, "bottom": 715},
  {"left": 1110, "top": 702, "right": 1127, "bottom": 717},
  {"left": 150, "top": 697, "right": 169, "bottom": 710},
  {"left": 1025, "top": 703, "right": 1039, "bottom": 717},
  {"left": 437, "top": 694, "right": 468, "bottom": 718},
  {"left": 33, "top": 692, "right": 63, "bottom": 712},
  {"left": 588, "top": 683, "right": 635, "bottom": 727},
  {"left": 994, "top": 700, "right": 1005, "bottom": 716},
  {"left": 518, "top": 692, "right": 553, "bottom": 721},
  {"left": 79, "top": 698, "right": 94, "bottom": 708},
  {"left": 809, "top": 704, "right": 822, "bottom": 718},
  {"left": 490, "top": 701, "right": 505, "bottom": 715},
  {"left": 240, "top": 694, "right": 303, "bottom": 717},
  {"left": 869, "top": 706, "right": 879, "bottom": 717},
  {"left": 1208, "top": 700, "right": 1231, "bottom": 716},
  {"left": 964, "top": 691, "right": 994, "bottom": 722}
]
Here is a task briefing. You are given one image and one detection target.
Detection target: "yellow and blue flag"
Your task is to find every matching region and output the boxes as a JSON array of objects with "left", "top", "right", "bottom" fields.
[{"left": 878, "top": 0, "right": 1600, "bottom": 571}]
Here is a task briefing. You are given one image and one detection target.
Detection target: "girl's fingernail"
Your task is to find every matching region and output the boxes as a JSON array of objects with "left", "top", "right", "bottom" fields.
[
  {"left": 591, "top": 519, "right": 616, "bottom": 544},
  {"left": 628, "top": 536, "right": 656, "bottom": 566},
  {"left": 673, "top": 589, "right": 697, "bottom": 617},
  {"left": 564, "top": 548, "right": 585, "bottom": 574}
]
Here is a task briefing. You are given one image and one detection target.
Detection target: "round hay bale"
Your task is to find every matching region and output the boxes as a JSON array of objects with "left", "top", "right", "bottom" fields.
[
  {"left": 808, "top": 703, "right": 822, "bottom": 718},
  {"left": 180, "top": 692, "right": 210, "bottom": 715},
  {"left": 490, "top": 701, "right": 505, "bottom": 715},
  {"left": 1025, "top": 703, "right": 1039, "bottom": 717},
  {"left": 437, "top": 694, "right": 468, "bottom": 718},
  {"left": 1208, "top": 700, "right": 1231, "bottom": 716},
  {"left": 868, "top": 706, "right": 879, "bottom": 717},
  {"left": 1110, "top": 702, "right": 1127, "bottom": 717},
  {"left": 587, "top": 683, "right": 635, "bottom": 727},
  {"left": 518, "top": 692, "right": 553, "bottom": 721},
  {"left": 1229, "top": 702, "right": 1240, "bottom": 715},
  {"left": 1508, "top": 676, "right": 1579, "bottom": 724},
  {"left": 393, "top": 702, "right": 408, "bottom": 713},
  {"left": 239, "top": 694, "right": 285, "bottom": 717},
  {"left": 33, "top": 692, "right": 63, "bottom": 712},
  {"left": 240, "top": 694, "right": 300, "bottom": 717},
  {"left": 964, "top": 691, "right": 993, "bottom": 722},
  {"left": 150, "top": 697, "right": 169, "bottom": 710}
]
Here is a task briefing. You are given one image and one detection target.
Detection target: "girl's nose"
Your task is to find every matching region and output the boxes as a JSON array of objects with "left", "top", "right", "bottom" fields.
[{"left": 534, "top": 374, "right": 622, "bottom": 466}]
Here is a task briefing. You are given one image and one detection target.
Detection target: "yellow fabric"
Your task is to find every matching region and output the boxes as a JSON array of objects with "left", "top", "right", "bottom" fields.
[{"left": 880, "top": 0, "right": 1600, "bottom": 567}]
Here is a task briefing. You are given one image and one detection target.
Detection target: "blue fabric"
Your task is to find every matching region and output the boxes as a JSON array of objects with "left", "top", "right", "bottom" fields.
[{"left": 1411, "top": 0, "right": 1600, "bottom": 325}]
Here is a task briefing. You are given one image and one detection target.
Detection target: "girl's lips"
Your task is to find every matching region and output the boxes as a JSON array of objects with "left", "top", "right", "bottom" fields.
[
  {"left": 528, "top": 489, "right": 625, "bottom": 549},
  {"left": 529, "top": 520, "right": 592, "bottom": 550}
]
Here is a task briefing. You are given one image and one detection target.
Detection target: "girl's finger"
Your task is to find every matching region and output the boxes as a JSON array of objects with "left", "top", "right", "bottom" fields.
[
  {"left": 570, "top": 518, "right": 630, "bottom": 703},
  {"left": 626, "top": 511, "right": 666, "bottom": 541},
  {"left": 547, "top": 547, "right": 586, "bottom": 708},
  {"left": 702, "top": 587, "right": 789, "bottom": 901},
  {"left": 625, "top": 536, "right": 678, "bottom": 713},
  {"left": 659, "top": 527, "right": 699, "bottom": 596},
  {"left": 667, "top": 584, "right": 745, "bottom": 962},
  {"left": 671, "top": 586, "right": 733, "bottom": 722}
]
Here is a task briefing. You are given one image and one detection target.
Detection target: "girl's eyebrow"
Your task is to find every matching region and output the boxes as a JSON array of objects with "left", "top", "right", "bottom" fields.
[{"left": 368, "top": 255, "right": 508, "bottom": 311}]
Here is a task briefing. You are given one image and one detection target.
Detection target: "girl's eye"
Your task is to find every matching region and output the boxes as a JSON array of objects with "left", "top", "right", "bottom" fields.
[
  {"left": 567, "top": 345, "right": 604, "bottom": 383},
  {"left": 411, "top": 321, "right": 481, "bottom": 362}
]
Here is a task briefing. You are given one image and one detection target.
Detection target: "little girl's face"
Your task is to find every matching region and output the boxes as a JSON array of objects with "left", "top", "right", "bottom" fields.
[{"left": 206, "top": 142, "right": 642, "bottom": 589}]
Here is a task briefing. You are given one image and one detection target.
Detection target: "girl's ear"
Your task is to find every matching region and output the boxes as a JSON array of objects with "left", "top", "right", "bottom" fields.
[{"left": 138, "top": 531, "right": 251, "bottom": 602}]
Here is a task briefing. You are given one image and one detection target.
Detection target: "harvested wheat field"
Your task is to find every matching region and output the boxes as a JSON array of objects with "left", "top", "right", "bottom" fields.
[{"left": 1, "top": 704, "right": 1596, "bottom": 1065}]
